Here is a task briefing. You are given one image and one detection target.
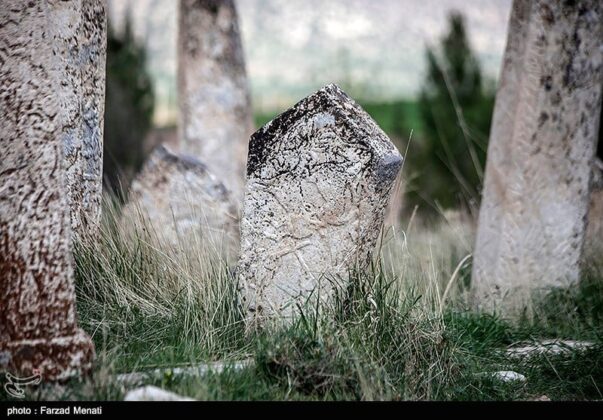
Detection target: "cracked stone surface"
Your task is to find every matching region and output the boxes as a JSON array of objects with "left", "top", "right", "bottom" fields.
[
  {"left": 178, "top": 0, "right": 254, "bottom": 203},
  {"left": 0, "top": 1, "right": 95, "bottom": 381},
  {"left": 122, "top": 145, "right": 239, "bottom": 260},
  {"left": 237, "top": 84, "right": 403, "bottom": 328},
  {"left": 471, "top": 0, "right": 603, "bottom": 316}
]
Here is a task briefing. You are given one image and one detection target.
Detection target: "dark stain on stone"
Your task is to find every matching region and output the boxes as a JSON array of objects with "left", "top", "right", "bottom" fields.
[
  {"left": 562, "top": 4, "right": 584, "bottom": 89},
  {"left": 197, "top": 0, "right": 224, "bottom": 15},
  {"left": 538, "top": 112, "right": 550, "bottom": 128},
  {"left": 540, "top": 3, "right": 555, "bottom": 26},
  {"left": 541, "top": 75, "right": 553, "bottom": 91}
]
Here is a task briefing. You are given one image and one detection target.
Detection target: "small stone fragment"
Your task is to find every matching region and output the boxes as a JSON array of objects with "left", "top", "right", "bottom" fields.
[
  {"left": 124, "top": 386, "right": 194, "bottom": 401},
  {"left": 490, "top": 371, "right": 527, "bottom": 383}
]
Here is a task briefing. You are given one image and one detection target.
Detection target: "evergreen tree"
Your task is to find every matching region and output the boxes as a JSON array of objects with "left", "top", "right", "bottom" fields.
[
  {"left": 103, "top": 14, "right": 155, "bottom": 200},
  {"left": 408, "top": 11, "right": 494, "bottom": 214}
]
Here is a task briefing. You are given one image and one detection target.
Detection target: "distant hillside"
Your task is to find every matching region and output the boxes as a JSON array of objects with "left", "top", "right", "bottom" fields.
[{"left": 108, "top": 0, "right": 511, "bottom": 125}]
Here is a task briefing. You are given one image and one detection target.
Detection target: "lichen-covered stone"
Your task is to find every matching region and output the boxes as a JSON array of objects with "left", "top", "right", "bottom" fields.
[
  {"left": 123, "top": 146, "right": 239, "bottom": 259},
  {"left": 177, "top": 0, "right": 253, "bottom": 203},
  {"left": 62, "top": 0, "right": 107, "bottom": 242},
  {"left": 237, "top": 84, "right": 403, "bottom": 328},
  {"left": 471, "top": 0, "right": 603, "bottom": 316},
  {"left": 0, "top": 1, "right": 95, "bottom": 381}
]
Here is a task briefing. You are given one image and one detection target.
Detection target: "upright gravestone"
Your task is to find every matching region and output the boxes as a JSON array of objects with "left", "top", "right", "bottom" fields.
[
  {"left": 123, "top": 146, "right": 239, "bottom": 260},
  {"left": 472, "top": 0, "right": 603, "bottom": 316},
  {"left": 0, "top": 1, "right": 95, "bottom": 381},
  {"left": 178, "top": 0, "right": 254, "bottom": 203},
  {"left": 62, "top": 0, "right": 107, "bottom": 243},
  {"left": 237, "top": 84, "right": 403, "bottom": 328}
]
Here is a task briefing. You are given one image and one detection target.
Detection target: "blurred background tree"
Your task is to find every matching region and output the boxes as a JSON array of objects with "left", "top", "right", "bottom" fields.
[
  {"left": 103, "top": 14, "right": 155, "bottom": 201},
  {"left": 405, "top": 11, "right": 495, "bottom": 217}
]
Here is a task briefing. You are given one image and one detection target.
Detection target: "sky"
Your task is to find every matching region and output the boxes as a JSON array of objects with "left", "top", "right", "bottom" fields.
[{"left": 107, "top": 0, "right": 513, "bottom": 125}]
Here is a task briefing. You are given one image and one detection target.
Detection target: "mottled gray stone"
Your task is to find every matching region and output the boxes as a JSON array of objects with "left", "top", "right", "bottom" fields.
[
  {"left": 0, "top": 1, "right": 95, "bottom": 381},
  {"left": 123, "top": 146, "right": 239, "bottom": 259},
  {"left": 472, "top": 0, "right": 603, "bottom": 316},
  {"left": 237, "top": 84, "right": 403, "bottom": 328},
  {"left": 177, "top": 0, "right": 253, "bottom": 203},
  {"left": 62, "top": 0, "right": 107, "bottom": 242}
]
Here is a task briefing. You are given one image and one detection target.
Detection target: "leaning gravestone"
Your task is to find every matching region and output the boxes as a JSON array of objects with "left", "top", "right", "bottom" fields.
[
  {"left": 122, "top": 146, "right": 239, "bottom": 260},
  {"left": 62, "top": 0, "right": 107, "bottom": 243},
  {"left": 0, "top": 1, "right": 95, "bottom": 381},
  {"left": 237, "top": 84, "right": 403, "bottom": 328},
  {"left": 178, "top": 0, "right": 254, "bottom": 203},
  {"left": 472, "top": 0, "right": 603, "bottom": 316}
]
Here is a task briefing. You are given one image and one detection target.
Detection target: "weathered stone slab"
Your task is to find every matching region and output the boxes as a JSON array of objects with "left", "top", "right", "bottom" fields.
[
  {"left": 471, "top": 0, "right": 603, "bottom": 316},
  {"left": 122, "top": 145, "right": 239, "bottom": 259},
  {"left": 505, "top": 340, "right": 594, "bottom": 359},
  {"left": 178, "top": 0, "right": 254, "bottom": 203},
  {"left": 62, "top": 0, "right": 107, "bottom": 242},
  {"left": 115, "top": 359, "right": 253, "bottom": 387},
  {"left": 237, "top": 84, "right": 403, "bottom": 328},
  {"left": 0, "top": 1, "right": 95, "bottom": 381}
]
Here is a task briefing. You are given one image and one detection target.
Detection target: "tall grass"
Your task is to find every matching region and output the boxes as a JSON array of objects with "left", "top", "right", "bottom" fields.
[
  {"left": 74, "top": 195, "right": 247, "bottom": 373},
  {"left": 64, "top": 193, "right": 603, "bottom": 401}
]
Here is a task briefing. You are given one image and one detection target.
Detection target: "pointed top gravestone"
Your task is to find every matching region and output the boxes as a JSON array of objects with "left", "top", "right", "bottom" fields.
[
  {"left": 178, "top": 0, "right": 253, "bottom": 203},
  {"left": 237, "top": 84, "right": 403, "bottom": 328}
]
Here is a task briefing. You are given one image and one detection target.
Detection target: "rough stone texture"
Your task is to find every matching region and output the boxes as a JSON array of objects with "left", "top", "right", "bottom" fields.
[
  {"left": 0, "top": 1, "right": 95, "bottom": 381},
  {"left": 122, "top": 145, "right": 239, "bottom": 258},
  {"left": 471, "top": 0, "right": 603, "bottom": 316},
  {"left": 237, "top": 84, "right": 403, "bottom": 328},
  {"left": 62, "top": 0, "right": 107, "bottom": 242},
  {"left": 178, "top": 0, "right": 254, "bottom": 203},
  {"left": 78, "top": 0, "right": 107, "bottom": 240}
]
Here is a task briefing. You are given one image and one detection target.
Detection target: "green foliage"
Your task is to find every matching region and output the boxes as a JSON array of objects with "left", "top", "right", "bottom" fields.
[
  {"left": 409, "top": 11, "right": 495, "bottom": 214},
  {"left": 13, "top": 200, "right": 599, "bottom": 401},
  {"left": 103, "top": 14, "right": 155, "bottom": 200}
]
